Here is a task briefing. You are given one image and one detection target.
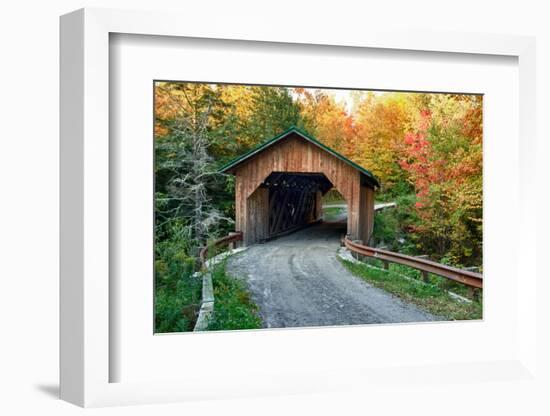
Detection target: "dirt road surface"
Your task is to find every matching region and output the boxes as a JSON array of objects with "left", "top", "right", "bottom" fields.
[{"left": 226, "top": 221, "right": 441, "bottom": 328}]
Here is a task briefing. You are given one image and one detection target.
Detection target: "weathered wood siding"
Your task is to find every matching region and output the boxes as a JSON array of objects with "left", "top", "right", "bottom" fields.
[
  {"left": 358, "top": 185, "right": 375, "bottom": 245},
  {"left": 244, "top": 187, "right": 269, "bottom": 245},
  {"left": 233, "top": 133, "right": 374, "bottom": 245}
]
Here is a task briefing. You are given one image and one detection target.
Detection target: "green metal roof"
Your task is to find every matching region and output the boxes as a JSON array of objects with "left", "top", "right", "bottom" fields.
[{"left": 219, "top": 126, "right": 380, "bottom": 188}]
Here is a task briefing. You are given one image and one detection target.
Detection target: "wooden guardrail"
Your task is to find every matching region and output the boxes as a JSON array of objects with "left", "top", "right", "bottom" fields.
[
  {"left": 343, "top": 237, "right": 483, "bottom": 289},
  {"left": 199, "top": 231, "right": 243, "bottom": 269}
]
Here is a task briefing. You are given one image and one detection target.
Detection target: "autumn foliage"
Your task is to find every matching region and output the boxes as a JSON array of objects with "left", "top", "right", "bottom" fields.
[{"left": 155, "top": 82, "right": 482, "bottom": 267}]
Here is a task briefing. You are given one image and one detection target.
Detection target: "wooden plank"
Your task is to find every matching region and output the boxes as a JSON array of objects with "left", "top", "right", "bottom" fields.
[
  {"left": 245, "top": 187, "right": 269, "bottom": 245},
  {"left": 234, "top": 133, "right": 375, "bottom": 243},
  {"left": 291, "top": 189, "right": 308, "bottom": 227}
]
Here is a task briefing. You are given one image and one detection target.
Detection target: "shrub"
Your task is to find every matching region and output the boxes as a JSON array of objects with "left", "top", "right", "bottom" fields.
[{"left": 154, "top": 222, "right": 202, "bottom": 333}]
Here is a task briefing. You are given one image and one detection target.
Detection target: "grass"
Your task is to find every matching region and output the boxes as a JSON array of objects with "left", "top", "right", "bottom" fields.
[
  {"left": 206, "top": 260, "right": 262, "bottom": 331},
  {"left": 323, "top": 206, "right": 345, "bottom": 221},
  {"left": 339, "top": 257, "right": 482, "bottom": 321}
]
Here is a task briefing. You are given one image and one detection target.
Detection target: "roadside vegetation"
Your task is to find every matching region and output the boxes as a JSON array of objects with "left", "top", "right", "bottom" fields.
[
  {"left": 207, "top": 260, "right": 262, "bottom": 331},
  {"left": 154, "top": 225, "right": 202, "bottom": 332},
  {"left": 339, "top": 256, "right": 482, "bottom": 321}
]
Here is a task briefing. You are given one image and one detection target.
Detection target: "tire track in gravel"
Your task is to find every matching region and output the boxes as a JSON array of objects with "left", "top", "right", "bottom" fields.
[{"left": 226, "top": 222, "right": 441, "bottom": 329}]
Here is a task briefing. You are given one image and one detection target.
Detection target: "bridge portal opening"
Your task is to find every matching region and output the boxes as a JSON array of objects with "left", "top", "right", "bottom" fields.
[
  {"left": 321, "top": 189, "right": 348, "bottom": 223},
  {"left": 258, "top": 172, "right": 338, "bottom": 239}
]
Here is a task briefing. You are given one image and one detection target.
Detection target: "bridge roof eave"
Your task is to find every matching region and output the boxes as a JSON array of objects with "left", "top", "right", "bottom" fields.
[{"left": 218, "top": 126, "right": 380, "bottom": 189}]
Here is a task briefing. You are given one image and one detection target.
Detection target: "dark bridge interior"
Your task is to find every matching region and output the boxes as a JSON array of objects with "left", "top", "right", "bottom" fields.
[{"left": 260, "top": 172, "right": 334, "bottom": 237}]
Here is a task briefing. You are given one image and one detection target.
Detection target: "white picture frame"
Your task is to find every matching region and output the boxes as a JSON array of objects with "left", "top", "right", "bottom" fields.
[{"left": 60, "top": 7, "right": 537, "bottom": 408}]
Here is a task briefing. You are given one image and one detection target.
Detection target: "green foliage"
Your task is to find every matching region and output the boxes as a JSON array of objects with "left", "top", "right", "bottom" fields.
[
  {"left": 372, "top": 209, "right": 399, "bottom": 248},
  {"left": 155, "top": 276, "right": 202, "bottom": 333},
  {"left": 372, "top": 193, "right": 418, "bottom": 251},
  {"left": 323, "top": 206, "right": 345, "bottom": 221},
  {"left": 245, "top": 86, "right": 302, "bottom": 144},
  {"left": 379, "top": 180, "right": 414, "bottom": 202},
  {"left": 321, "top": 189, "right": 346, "bottom": 204},
  {"left": 154, "top": 221, "right": 202, "bottom": 333},
  {"left": 207, "top": 261, "right": 262, "bottom": 331},
  {"left": 340, "top": 258, "right": 482, "bottom": 321}
]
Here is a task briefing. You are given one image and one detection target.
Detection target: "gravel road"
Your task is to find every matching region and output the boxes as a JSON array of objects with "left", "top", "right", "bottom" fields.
[{"left": 226, "top": 221, "right": 440, "bottom": 329}]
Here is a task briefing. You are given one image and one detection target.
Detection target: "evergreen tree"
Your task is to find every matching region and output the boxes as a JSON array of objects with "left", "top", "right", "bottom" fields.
[
  {"left": 243, "top": 86, "right": 302, "bottom": 145},
  {"left": 155, "top": 83, "right": 232, "bottom": 246}
]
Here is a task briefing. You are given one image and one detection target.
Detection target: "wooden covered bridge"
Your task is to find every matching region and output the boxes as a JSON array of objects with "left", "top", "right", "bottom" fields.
[{"left": 220, "top": 127, "right": 379, "bottom": 246}]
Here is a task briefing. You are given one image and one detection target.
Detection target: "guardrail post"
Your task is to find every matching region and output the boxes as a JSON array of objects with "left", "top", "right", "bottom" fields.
[
  {"left": 352, "top": 240, "right": 363, "bottom": 261},
  {"left": 343, "top": 236, "right": 482, "bottom": 290},
  {"left": 228, "top": 232, "right": 240, "bottom": 249},
  {"left": 421, "top": 270, "right": 430, "bottom": 283}
]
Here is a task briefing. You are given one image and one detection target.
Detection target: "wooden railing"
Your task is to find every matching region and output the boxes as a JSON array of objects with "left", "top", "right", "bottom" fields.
[
  {"left": 199, "top": 231, "right": 243, "bottom": 269},
  {"left": 343, "top": 237, "right": 483, "bottom": 289}
]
